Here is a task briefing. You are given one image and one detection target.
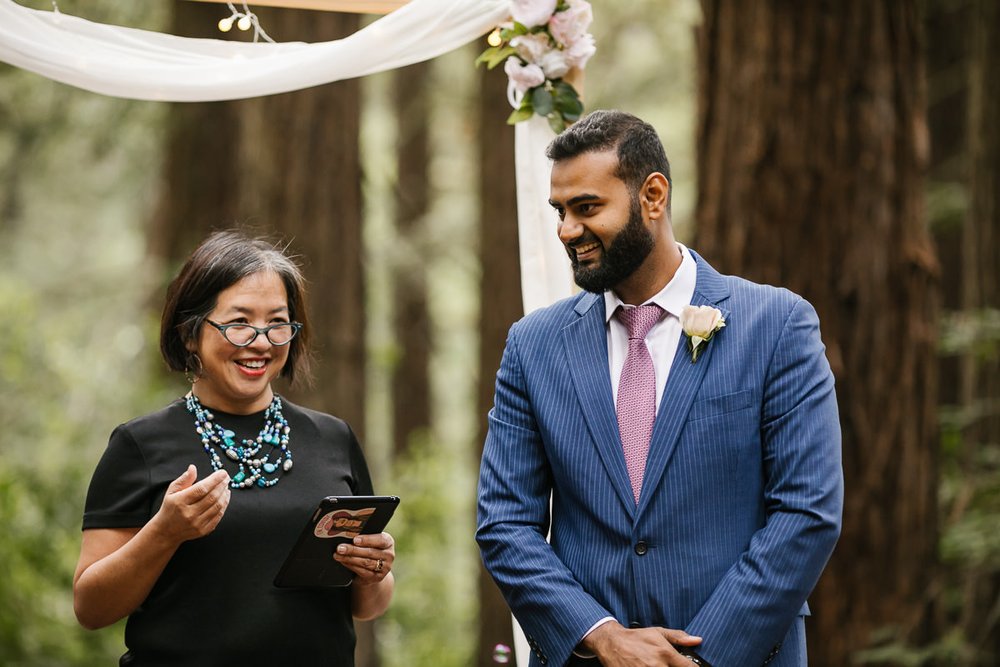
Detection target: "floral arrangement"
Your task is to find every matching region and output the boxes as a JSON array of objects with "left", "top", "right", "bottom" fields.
[
  {"left": 476, "top": 0, "right": 596, "bottom": 133},
  {"left": 680, "top": 305, "right": 726, "bottom": 363}
]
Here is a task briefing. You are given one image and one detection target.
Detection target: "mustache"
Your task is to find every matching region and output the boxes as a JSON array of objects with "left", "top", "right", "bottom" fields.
[{"left": 567, "top": 234, "right": 601, "bottom": 251}]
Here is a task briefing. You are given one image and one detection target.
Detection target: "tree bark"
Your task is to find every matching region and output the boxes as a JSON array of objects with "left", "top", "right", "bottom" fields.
[
  {"left": 153, "top": 2, "right": 372, "bottom": 664},
  {"left": 956, "top": 0, "right": 1000, "bottom": 659},
  {"left": 475, "top": 65, "right": 520, "bottom": 667},
  {"left": 695, "top": 2, "right": 939, "bottom": 664},
  {"left": 391, "top": 61, "right": 432, "bottom": 460}
]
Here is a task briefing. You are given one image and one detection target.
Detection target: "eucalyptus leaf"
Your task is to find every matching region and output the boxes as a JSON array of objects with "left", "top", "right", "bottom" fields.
[
  {"left": 531, "top": 87, "right": 554, "bottom": 117},
  {"left": 476, "top": 46, "right": 517, "bottom": 70},
  {"left": 547, "top": 114, "right": 567, "bottom": 134},
  {"left": 508, "top": 22, "right": 530, "bottom": 37},
  {"left": 507, "top": 107, "right": 535, "bottom": 125}
]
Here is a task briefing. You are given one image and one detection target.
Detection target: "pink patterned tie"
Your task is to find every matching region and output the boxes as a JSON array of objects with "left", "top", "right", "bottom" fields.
[{"left": 615, "top": 305, "right": 664, "bottom": 503}]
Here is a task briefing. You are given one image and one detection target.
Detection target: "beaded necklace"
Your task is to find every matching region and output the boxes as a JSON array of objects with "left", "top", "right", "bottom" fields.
[{"left": 185, "top": 393, "right": 293, "bottom": 489}]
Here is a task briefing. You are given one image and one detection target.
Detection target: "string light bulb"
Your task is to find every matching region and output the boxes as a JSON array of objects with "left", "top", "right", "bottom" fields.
[
  {"left": 215, "top": 2, "right": 275, "bottom": 43},
  {"left": 487, "top": 28, "right": 503, "bottom": 47}
]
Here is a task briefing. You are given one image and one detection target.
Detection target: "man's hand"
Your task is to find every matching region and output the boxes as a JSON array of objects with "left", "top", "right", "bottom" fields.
[{"left": 582, "top": 621, "right": 703, "bottom": 666}]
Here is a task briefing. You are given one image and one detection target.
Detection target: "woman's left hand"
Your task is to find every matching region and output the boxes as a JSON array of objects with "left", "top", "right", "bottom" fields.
[{"left": 334, "top": 532, "right": 395, "bottom": 585}]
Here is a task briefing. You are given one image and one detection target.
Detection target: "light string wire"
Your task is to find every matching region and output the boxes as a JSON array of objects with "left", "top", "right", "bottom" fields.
[
  {"left": 49, "top": 0, "right": 274, "bottom": 44},
  {"left": 218, "top": 2, "right": 275, "bottom": 43}
]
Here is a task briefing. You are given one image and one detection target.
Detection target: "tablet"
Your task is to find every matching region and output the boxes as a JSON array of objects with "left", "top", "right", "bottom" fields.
[{"left": 273, "top": 495, "right": 400, "bottom": 588}]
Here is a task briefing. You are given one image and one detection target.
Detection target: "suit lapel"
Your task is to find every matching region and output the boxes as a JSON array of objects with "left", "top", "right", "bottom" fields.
[
  {"left": 638, "top": 251, "right": 732, "bottom": 513},
  {"left": 562, "top": 293, "right": 636, "bottom": 516}
]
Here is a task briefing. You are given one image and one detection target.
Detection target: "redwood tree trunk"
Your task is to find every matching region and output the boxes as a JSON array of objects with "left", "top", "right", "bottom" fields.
[
  {"left": 695, "top": 2, "right": 939, "bottom": 664},
  {"left": 391, "top": 61, "right": 432, "bottom": 460},
  {"left": 956, "top": 0, "right": 1000, "bottom": 658},
  {"left": 475, "top": 65, "right": 520, "bottom": 667},
  {"left": 154, "top": 2, "right": 372, "bottom": 664}
]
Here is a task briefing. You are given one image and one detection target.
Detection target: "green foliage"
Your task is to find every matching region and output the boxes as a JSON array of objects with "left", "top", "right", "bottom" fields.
[
  {"left": 377, "top": 433, "right": 478, "bottom": 667},
  {"left": 853, "top": 628, "right": 976, "bottom": 666},
  {"left": 0, "top": 468, "right": 126, "bottom": 666},
  {"left": 0, "top": 5, "right": 169, "bottom": 664}
]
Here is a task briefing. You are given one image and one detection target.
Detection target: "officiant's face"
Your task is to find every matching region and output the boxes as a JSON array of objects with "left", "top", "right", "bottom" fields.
[{"left": 550, "top": 149, "right": 654, "bottom": 294}]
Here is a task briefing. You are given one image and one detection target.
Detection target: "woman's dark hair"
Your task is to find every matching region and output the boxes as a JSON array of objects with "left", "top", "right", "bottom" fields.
[
  {"left": 160, "top": 230, "right": 312, "bottom": 385},
  {"left": 546, "top": 109, "right": 672, "bottom": 206}
]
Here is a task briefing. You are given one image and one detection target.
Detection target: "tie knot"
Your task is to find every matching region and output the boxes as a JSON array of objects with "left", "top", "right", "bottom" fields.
[{"left": 615, "top": 304, "right": 663, "bottom": 340}]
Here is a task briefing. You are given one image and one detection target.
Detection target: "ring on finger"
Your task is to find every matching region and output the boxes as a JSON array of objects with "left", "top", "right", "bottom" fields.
[{"left": 374, "top": 558, "right": 384, "bottom": 573}]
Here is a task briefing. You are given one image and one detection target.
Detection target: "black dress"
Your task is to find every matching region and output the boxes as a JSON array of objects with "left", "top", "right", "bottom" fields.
[{"left": 83, "top": 397, "right": 374, "bottom": 667}]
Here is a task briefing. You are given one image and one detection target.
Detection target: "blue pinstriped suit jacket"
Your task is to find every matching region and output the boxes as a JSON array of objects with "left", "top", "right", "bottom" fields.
[{"left": 477, "top": 251, "right": 843, "bottom": 667}]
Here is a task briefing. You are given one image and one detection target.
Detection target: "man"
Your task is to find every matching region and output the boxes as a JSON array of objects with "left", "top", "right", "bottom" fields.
[{"left": 476, "top": 110, "right": 843, "bottom": 667}]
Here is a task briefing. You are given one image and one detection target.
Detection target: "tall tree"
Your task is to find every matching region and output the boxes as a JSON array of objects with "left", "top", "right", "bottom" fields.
[
  {"left": 695, "top": 2, "right": 939, "bottom": 664},
  {"left": 391, "top": 61, "right": 433, "bottom": 460},
  {"left": 952, "top": 0, "right": 1000, "bottom": 659},
  {"left": 152, "top": 2, "right": 372, "bottom": 664},
  {"left": 475, "top": 65, "right": 520, "bottom": 667}
]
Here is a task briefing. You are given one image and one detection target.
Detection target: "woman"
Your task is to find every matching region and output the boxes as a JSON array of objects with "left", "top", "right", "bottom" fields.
[{"left": 74, "top": 230, "right": 394, "bottom": 666}]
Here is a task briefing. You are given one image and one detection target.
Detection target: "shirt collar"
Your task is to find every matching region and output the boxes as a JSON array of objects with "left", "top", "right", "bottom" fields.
[{"left": 603, "top": 243, "right": 697, "bottom": 322}]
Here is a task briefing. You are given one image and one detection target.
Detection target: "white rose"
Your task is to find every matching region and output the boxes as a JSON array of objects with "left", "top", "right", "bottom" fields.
[
  {"left": 536, "top": 48, "right": 571, "bottom": 79},
  {"left": 511, "top": 0, "right": 558, "bottom": 29},
  {"left": 680, "top": 305, "right": 725, "bottom": 344},
  {"left": 504, "top": 57, "right": 546, "bottom": 94},
  {"left": 565, "top": 32, "right": 596, "bottom": 69},
  {"left": 548, "top": 0, "right": 593, "bottom": 46},
  {"left": 511, "top": 33, "right": 552, "bottom": 64}
]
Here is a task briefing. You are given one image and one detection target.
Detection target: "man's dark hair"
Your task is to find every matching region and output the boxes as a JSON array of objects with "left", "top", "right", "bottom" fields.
[
  {"left": 546, "top": 110, "right": 672, "bottom": 202},
  {"left": 160, "top": 229, "right": 313, "bottom": 385}
]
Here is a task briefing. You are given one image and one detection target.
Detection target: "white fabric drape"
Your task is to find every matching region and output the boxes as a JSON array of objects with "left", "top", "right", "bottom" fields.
[
  {"left": 0, "top": 0, "right": 508, "bottom": 100},
  {"left": 515, "top": 117, "right": 576, "bottom": 314}
]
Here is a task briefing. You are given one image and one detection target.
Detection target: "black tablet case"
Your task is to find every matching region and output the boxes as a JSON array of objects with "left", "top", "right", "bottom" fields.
[{"left": 273, "top": 495, "right": 399, "bottom": 588}]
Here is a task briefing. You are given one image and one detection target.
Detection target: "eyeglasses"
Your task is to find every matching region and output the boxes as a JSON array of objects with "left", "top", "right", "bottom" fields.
[{"left": 206, "top": 320, "right": 302, "bottom": 347}]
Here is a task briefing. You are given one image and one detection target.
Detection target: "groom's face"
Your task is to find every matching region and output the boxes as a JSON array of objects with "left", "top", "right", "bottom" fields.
[{"left": 549, "top": 149, "right": 655, "bottom": 294}]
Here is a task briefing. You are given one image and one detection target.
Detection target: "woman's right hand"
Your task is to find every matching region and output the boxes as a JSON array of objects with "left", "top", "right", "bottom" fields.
[
  {"left": 149, "top": 465, "right": 231, "bottom": 544},
  {"left": 74, "top": 465, "right": 231, "bottom": 629}
]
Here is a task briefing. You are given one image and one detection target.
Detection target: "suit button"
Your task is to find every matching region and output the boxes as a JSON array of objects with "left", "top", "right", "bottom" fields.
[
  {"left": 634, "top": 540, "right": 648, "bottom": 555},
  {"left": 629, "top": 621, "right": 642, "bottom": 628}
]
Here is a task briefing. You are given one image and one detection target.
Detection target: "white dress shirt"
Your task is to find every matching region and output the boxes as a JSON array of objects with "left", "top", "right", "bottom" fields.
[{"left": 604, "top": 243, "right": 697, "bottom": 412}]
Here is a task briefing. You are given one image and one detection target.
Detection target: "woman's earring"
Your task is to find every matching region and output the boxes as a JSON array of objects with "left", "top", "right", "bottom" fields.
[{"left": 185, "top": 352, "right": 203, "bottom": 384}]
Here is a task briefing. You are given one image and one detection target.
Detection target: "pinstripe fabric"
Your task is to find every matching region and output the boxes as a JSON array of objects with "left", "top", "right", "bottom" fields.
[{"left": 476, "top": 251, "right": 843, "bottom": 667}]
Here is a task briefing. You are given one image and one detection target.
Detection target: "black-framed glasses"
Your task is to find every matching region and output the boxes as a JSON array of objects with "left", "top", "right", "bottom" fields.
[{"left": 206, "top": 320, "right": 302, "bottom": 347}]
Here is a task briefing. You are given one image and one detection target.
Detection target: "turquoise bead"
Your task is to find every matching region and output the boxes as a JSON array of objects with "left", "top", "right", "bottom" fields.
[{"left": 263, "top": 462, "right": 276, "bottom": 473}]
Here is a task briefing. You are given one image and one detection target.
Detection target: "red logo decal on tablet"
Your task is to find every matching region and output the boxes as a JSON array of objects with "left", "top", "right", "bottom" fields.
[{"left": 314, "top": 507, "right": 376, "bottom": 539}]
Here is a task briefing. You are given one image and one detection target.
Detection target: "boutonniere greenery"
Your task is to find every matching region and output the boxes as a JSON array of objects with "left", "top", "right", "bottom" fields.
[{"left": 680, "top": 305, "right": 726, "bottom": 363}]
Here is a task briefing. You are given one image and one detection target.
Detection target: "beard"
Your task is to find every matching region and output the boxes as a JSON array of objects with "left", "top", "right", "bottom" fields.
[{"left": 569, "top": 198, "right": 655, "bottom": 294}]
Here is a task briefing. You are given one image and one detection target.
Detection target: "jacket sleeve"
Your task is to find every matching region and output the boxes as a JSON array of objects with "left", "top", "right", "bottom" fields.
[
  {"left": 476, "top": 322, "right": 612, "bottom": 666},
  {"left": 686, "top": 297, "right": 844, "bottom": 666}
]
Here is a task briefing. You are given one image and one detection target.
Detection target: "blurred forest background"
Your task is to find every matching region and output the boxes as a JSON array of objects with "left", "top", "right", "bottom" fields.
[{"left": 0, "top": 0, "right": 997, "bottom": 666}]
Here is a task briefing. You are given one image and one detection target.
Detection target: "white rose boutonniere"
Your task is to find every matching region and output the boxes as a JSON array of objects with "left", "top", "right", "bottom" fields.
[{"left": 680, "top": 305, "right": 726, "bottom": 363}]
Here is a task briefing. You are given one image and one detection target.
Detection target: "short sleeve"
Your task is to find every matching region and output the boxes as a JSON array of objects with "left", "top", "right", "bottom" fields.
[{"left": 82, "top": 424, "right": 156, "bottom": 530}]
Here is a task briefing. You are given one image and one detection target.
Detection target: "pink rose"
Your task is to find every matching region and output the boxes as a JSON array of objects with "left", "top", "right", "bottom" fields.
[
  {"left": 565, "top": 32, "right": 596, "bottom": 69},
  {"left": 504, "top": 57, "right": 546, "bottom": 94},
  {"left": 511, "top": 0, "right": 558, "bottom": 29},
  {"left": 511, "top": 33, "right": 552, "bottom": 64},
  {"left": 548, "top": 0, "right": 593, "bottom": 46},
  {"left": 537, "top": 48, "right": 571, "bottom": 79}
]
